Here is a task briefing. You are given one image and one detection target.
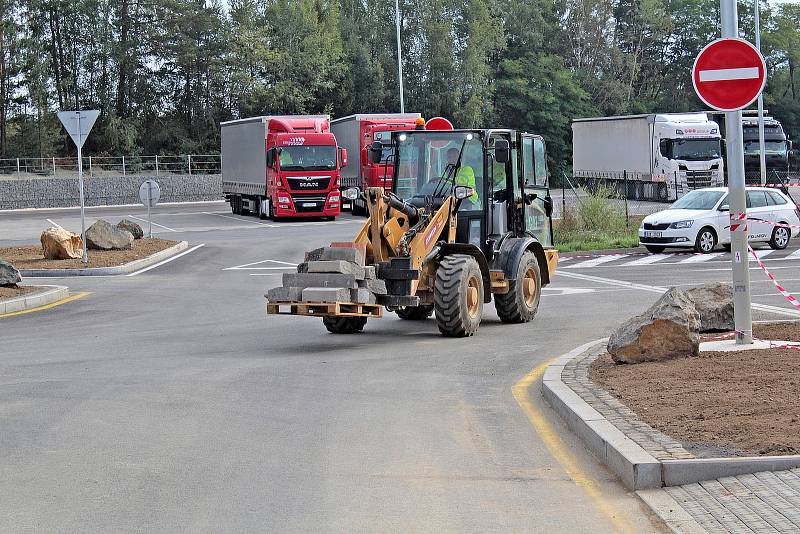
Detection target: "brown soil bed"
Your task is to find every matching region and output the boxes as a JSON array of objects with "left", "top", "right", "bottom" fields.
[
  {"left": 0, "top": 285, "right": 38, "bottom": 300},
  {"left": 700, "top": 321, "right": 800, "bottom": 343},
  {"left": 592, "top": 323, "right": 800, "bottom": 457},
  {"left": 0, "top": 238, "right": 177, "bottom": 269}
]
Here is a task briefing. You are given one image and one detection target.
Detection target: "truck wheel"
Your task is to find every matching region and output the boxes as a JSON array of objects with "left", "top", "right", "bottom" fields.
[
  {"left": 230, "top": 196, "right": 237, "bottom": 214},
  {"left": 232, "top": 195, "right": 241, "bottom": 215},
  {"left": 257, "top": 197, "right": 267, "bottom": 220},
  {"left": 434, "top": 254, "right": 483, "bottom": 337},
  {"left": 268, "top": 198, "right": 277, "bottom": 221},
  {"left": 323, "top": 316, "right": 367, "bottom": 334},
  {"left": 396, "top": 305, "right": 434, "bottom": 320},
  {"left": 495, "top": 252, "right": 541, "bottom": 323}
]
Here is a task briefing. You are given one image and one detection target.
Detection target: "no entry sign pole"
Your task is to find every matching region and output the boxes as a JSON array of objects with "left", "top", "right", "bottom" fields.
[{"left": 721, "top": 0, "right": 753, "bottom": 344}]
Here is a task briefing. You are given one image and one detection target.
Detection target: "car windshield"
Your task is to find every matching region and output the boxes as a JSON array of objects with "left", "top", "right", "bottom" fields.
[
  {"left": 394, "top": 131, "right": 485, "bottom": 209},
  {"left": 670, "top": 190, "right": 724, "bottom": 210},
  {"left": 744, "top": 140, "right": 788, "bottom": 156},
  {"left": 661, "top": 138, "right": 721, "bottom": 161},
  {"left": 279, "top": 145, "right": 337, "bottom": 171}
]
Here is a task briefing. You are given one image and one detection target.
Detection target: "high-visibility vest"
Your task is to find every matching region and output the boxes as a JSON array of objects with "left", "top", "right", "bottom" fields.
[{"left": 455, "top": 166, "right": 479, "bottom": 204}]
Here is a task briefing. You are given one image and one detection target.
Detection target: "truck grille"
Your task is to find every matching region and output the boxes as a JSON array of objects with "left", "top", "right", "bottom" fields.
[
  {"left": 643, "top": 223, "right": 670, "bottom": 230},
  {"left": 292, "top": 194, "right": 328, "bottom": 212},
  {"left": 286, "top": 176, "right": 331, "bottom": 191},
  {"left": 682, "top": 170, "right": 713, "bottom": 189}
]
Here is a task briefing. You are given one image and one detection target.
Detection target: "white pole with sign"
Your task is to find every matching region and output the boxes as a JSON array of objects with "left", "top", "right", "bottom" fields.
[
  {"left": 138, "top": 179, "right": 161, "bottom": 238},
  {"left": 57, "top": 110, "right": 100, "bottom": 264}
]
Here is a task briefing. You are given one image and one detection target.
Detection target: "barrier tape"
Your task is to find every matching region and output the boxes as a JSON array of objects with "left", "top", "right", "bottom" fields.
[
  {"left": 749, "top": 243, "right": 800, "bottom": 311},
  {"left": 765, "top": 183, "right": 800, "bottom": 188},
  {"left": 702, "top": 330, "right": 800, "bottom": 349},
  {"left": 748, "top": 218, "right": 800, "bottom": 231},
  {"left": 730, "top": 211, "right": 748, "bottom": 233}
]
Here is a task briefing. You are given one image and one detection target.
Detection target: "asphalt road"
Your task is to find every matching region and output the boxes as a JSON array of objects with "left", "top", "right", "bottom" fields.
[{"left": 4, "top": 202, "right": 798, "bottom": 532}]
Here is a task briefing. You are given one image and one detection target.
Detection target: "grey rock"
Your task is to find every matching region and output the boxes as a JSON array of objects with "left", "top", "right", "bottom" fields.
[
  {"left": 302, "top": 287, "right": 351, "bottom": 302},
  {"left": 85, "top": 220, "right": 134, "bottom": 250},
  {"left": 351, "top": 287, "right": 377, "bottom": 304},
  {"left": 307, "top": 260, "right": 365, "bottom": 279},
  {"left": 0, "top": 260, "right": 21, "bottom": 286},
  {"left": 265, "top": 287, "right": 303, "bottom": 302},
  {"left": 116, "top": 219, "right": 144, "bottom": 239},
  {"left": 685, "top": 282, "right": 734, "bottom": 332},
  {"left": 321, "top": 246, "right": 365, "bottom": 266},
  {"left": 608, "top": 287, "right": 700, "bottom": 364},
  {"left": 282, "top": 273, "right": 358, "bottom": 289},
  {"left": 360, "top": 277, "right": 387, "bottom": 295}
]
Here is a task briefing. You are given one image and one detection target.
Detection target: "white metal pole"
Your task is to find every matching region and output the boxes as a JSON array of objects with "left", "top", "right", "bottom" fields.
[
  {"left": 188, "top": 154, "right": 192, "bottom": 176},
  {"left": 155, "top": 154, "right": 159, "bottom": 177},
  {"left": 754, "top": 0, "right": 767, "bottom": 185},
  {"left": 395, "top": 0, "right": 405, "bottom": 113},
  {"left": 721, "top": 0, "right": 753, "bottom": 344},
  {"left": 77, "top": 112, "right": 88, "bottom": 264},
  {"left": 147, "top": 182, "right": 153, "bottom": 238}
]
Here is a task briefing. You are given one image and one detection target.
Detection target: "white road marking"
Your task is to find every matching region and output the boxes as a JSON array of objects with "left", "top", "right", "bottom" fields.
[
  {"left": 45, "top": 218, "right": 63, "bottom": 229},
  {"left": 699, "top": 67, "right": 759, "bottom": 82},
  {"left": 563, "top": 255, "right": 627, "bottom": 269},
  {"left": 558, "top": 270, "right": 800, "bottom": 317},
  {"left": 750, "top": 249, "right": 774, "bottom": 260},
  {"left": 203, "top": 212, "right": 276, "bottom": 227},
  {"left": 249, "top": 273, "right": 285, "bottom": 276},
  {"left": 126, "top": 243, "right": 206, "bottom": 276},
  {"left": 679, "top": 252, "right": 724, "bottom": 263},
  {"left": 224, "top": 259, "right": 298, "bottom": 271},
  {"left": 127, "top": 215, "right": 177, "bottom": 232},
  {"left": 622, "top": 254, "right": 673, "bottom": 266}
]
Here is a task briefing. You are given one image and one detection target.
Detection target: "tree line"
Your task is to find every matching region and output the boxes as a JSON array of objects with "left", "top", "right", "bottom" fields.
[{"left": 0, "top": 0, "right": 798, "bottom": 173}]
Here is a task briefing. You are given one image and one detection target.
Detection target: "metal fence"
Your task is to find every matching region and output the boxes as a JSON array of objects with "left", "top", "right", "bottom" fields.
[{"left": 0, "top": 154, "right": 220, "bottom": 179}]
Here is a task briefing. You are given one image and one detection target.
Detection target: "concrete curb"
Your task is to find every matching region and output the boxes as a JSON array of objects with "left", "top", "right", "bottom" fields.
[
  {"left": 542, "top": 338, "right": 800, "bottom": 493},
  {"left": 0, "top": 285, "right": 69, "bottom": 314},
  {"left": 636, "top": 488, "right": 708, "bottom": 534},
  {"left": 19, "top": 241, "right": 189, "bottom": 277}
]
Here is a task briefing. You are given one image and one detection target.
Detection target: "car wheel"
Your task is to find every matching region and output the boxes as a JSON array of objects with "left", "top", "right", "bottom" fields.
[
  {"left": 769, "top": 225, "right": 790, "bottom": 250},
  {"left": 644, "top": 245, "right": 665, "bottom": 254},
  {"left": 694, "top": 227, "right": 717, "bottom": 253}
]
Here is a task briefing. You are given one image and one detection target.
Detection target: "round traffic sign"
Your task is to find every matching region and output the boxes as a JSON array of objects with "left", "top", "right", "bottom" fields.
[
  {"left": 692, "top": 38, "right": 766, "bottom": 112},
  {"left": 139, "top": 179, "right": 161, "bottom": 208}
]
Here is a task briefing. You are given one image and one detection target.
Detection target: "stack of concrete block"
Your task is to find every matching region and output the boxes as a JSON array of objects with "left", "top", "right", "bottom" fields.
[{"left": 266, "top": 243, "right": 387, "bottom": 304}]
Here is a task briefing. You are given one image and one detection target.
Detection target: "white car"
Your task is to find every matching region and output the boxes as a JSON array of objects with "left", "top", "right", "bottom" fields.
[{"left": 639, "top": 187, "right": 800, "bottom": 253}]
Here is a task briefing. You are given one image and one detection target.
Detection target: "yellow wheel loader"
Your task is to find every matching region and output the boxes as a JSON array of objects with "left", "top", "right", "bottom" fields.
[{"left": 267, "top": 127, "right": 558, "bottom": 337}]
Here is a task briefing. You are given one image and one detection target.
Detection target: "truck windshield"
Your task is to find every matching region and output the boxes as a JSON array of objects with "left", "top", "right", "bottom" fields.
[
  {"left": 661, "top": 138, "right": 721, "bottom": 161},
  {"left": 279, "top": 145, "right": 337, "bottom": 171},
  {"left": 373, "top": 131, "right": 395, "bottom": 162},
  {"left": 670, "top": 190, "right": 725, "bottom": 210},
  {"left": 744, "top": 140, "right": 788, "bottom": 156},
  {"left": 395, "top": 131, "right": 484, "bottom": 209}
]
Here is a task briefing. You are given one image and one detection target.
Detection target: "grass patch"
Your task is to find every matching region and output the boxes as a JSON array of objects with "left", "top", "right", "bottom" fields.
[{"left": 555, "top": 185, "right": 641, "bottom": 252}]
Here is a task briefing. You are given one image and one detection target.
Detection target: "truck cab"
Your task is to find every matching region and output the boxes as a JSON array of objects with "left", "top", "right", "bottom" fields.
[
  {"left": 652, "top": 114, "right": 725, "bottom": 193},
  {"left": 742, "top": 116, "right": 791, "bottom": 179}
]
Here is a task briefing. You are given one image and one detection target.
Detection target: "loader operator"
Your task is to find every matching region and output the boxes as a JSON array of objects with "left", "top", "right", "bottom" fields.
[{"left": 446, "top": 147, "right": 480, "bottom": 207}]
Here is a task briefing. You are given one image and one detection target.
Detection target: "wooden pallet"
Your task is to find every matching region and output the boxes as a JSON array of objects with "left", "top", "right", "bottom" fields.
[{"left": 267, "top": 301, "right": 383, "bottom": 318}]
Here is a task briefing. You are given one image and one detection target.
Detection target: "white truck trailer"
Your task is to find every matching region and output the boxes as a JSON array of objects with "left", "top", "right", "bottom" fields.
[{"left": 572, "top": 113, "right": 724, "bottom": 200}]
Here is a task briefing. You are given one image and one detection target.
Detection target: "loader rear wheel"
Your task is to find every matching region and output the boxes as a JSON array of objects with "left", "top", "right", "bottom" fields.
[
  {"left": 434, "top": 255, "right": 483, "bottom": 337},
  {"left": 495, "top": 252, "right": 541, "bottom": 323},
  {"left": 396, "top": 305, "right": 434, "bottom": 320},
  {"left": 322, "top": 316, "right": 367, "bottom": 334}
]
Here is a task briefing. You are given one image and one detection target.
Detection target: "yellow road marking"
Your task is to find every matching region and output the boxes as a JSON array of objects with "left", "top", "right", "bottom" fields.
[
  {"left": 513, "top": 359, "right": 636, "bottom": 534},
  {"left": 0, "top": 291, "right": 91, "bottom": 318}
]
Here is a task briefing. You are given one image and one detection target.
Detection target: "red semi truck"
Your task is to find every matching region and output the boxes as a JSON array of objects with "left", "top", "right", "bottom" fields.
[
  {"left": 330, "top": 113, "right": 422, "bottom": 215},
  {"left": 221, "top": 115, "right": 346, "bottom": 220}
]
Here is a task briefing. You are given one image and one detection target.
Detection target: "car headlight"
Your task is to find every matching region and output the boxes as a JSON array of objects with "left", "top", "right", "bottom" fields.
[{"left": 669, "top": 220, "right": 694, "bottom": 229}]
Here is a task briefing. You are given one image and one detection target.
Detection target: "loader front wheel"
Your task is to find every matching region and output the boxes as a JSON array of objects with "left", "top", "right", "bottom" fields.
[
  {"left": 495, "top": 252, "right": 541, "bottom": 323},
  {"left": 434, "top": 255, "right": 483, "bottom": 337},
  {"left": 322, "top": 316, "right": 367, "bottom": 334},
  {"left": 396, "top": 305, "right": 434, "bottom": 320}
]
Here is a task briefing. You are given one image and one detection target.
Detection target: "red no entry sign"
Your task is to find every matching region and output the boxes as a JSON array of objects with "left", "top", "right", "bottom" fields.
[{"left": 692, "top": 38, "right": 766, "bottom": 112}]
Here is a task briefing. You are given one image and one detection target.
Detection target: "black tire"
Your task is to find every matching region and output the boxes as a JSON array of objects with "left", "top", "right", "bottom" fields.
[
  {"left": 694, "top": 227, "right": 717, "bottom": 253},
  {"left": 230, "top": 196, "right": 237, "bottom": 214},
  {"left": 644, "top": 245, "right": 666, "bottom": 253},
  {"left": 396, "top": 305, "right": 434, "bottom": 320},
  {"left": 352, "top": 200, "right": 366, "bottom": 217},
  {"left": 434, "top": 254, "right": 483, "bottom": 337},
  {"left": 257, "top": 197, "right": 267, "bottom": 220},
  {"left": 322, "top": 316, "right": 367, "bottom": 334},
  {"left": 495, "top": 252, "right": 541, "bottom": 323},
  {"left": 268, "top": 198, "right": 277, "bottom": 221},
  {"left": 769, "top": 224, "right": 791, "bottom": 250},
  {"left": 232, "top": 195, "right": 241, "bottom": 215},
  {"left": 722, "top": 243, "right": 732, "bottom": 252}
]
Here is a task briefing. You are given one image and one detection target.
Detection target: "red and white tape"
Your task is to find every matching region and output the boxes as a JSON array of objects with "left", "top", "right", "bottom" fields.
[
  {"left": 765, "top": 183, "right": 800, "bottom": 188},
  {"left": 748, "top": 218, "right": 800, "bottom": 231},
  {"left": 749, "top": 244, "right": 800, "bottom": 311},
  {"left": 730, "top": 212, "right": 748, "bottom": 233}
]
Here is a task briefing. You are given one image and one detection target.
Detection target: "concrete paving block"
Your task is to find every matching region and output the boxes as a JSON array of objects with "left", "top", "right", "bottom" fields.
[
  {"left": 282, "top": 273, "right": 358, "bottom": 289},
  {"left": 351, "top": 288, "right": 376, "bottom": 304},
  {"left": 303, "top": 247, "right": 326, "bottom": 263},
  {"left": 307, "top": 260, "right": 365, "bottom": 279},
  {"left": 588, "top": 419, "right": 661, "bottom": 489},
  {"left": 321, "top": 246, "right": 365, "bottom": 266},
  {"left": 302, "top": 287, "right": 352, "bottom": 303},
  {"left": 330, "top": 241, "right": 367, "bottom": 263},
  {"left": 363, "top": 266, "right": 376, "bottom": 279},
  {"left": 662, "top": 456, "right": 800, "bottom": 487},
  {"left": 359, "top": 278, "right": 387, "bottom": 295},
  {"left": 265, "top": 287, "right": 303, "bottom": 302}
]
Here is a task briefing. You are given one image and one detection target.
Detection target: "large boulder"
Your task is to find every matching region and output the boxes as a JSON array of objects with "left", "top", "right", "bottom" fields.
[
  {"left": 85, "top": 220, "right": 134, "bottom": 250},
  {"left": 40, "top": 227, "right": 84, "bottom": 260},
  {"left": 0, "top": 260, "right": 21, "bottom": 286},
  {"left": 608, "top": 287, "right": 700, "bottom": 364},
  {"left": 116, "top": 219, "right": 144, "bottom": 240},
  {"left": 685, "top": 282, "right": 734, "bottom": 332}
]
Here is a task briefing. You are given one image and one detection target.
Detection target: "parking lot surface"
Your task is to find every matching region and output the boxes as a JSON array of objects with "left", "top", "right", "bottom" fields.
[{"left": 4, "top": 203, "right": 799, "bottom": 532}]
